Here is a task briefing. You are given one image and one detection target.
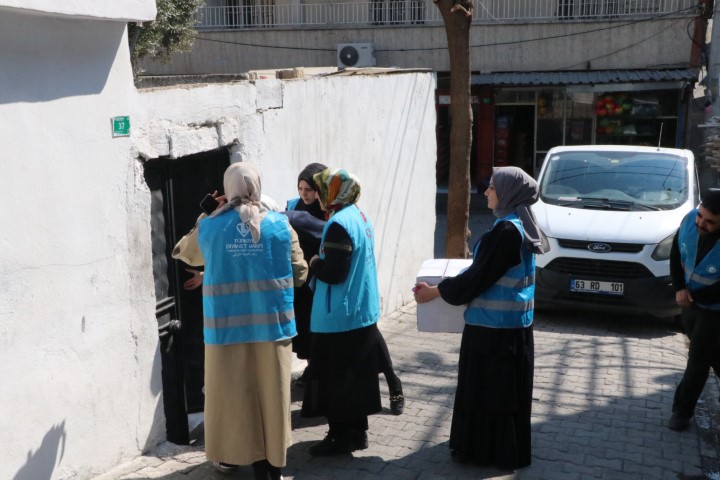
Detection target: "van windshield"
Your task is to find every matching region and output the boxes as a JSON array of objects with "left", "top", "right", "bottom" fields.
[{"left": 539, "top": 151, "right": 688, "bottom": 211}]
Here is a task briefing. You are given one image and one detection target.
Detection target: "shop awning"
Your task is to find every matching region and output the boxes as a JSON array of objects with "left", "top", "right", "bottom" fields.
[{"left": 471, "top": 69, "right": 698, "bottom": 87}]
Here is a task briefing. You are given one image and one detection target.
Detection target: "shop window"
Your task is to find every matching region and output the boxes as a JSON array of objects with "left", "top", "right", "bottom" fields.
[
  {"left": 565, "top": 92, "right": 594, "bottom": 145},
  {"left": 594, "top": 91, "right": 679, "bottom": 147},
  {"left": 536, "top": 90, "right": 564, "bottom": 152}
]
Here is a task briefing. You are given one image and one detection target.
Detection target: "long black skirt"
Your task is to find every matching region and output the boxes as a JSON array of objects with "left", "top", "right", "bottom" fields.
[
  {"left": 291, "top": 284, "right": 314, "bottom": 360},
  {"left": 301, "top": 323, "right": 382, "bottom": 423},
  {"left": 449, "top": 323, "right": 534, "bottom": 469}
]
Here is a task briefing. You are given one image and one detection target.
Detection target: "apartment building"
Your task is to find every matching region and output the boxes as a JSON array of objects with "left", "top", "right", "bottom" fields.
[{"left": 141, "top": 0, "right": 704, "bottom": 186}]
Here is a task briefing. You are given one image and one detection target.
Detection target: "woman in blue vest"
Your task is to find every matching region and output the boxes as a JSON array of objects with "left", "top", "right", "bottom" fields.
[
  {"left": 284, "top": 163, "right": 327, "bottom": 383},
  {"left": 197, "top": 162, "right": 307, "bottom": 480},
  {"left": 414, "top": 166, "right": 545, "bottom": 470},
  {"left": 286, "top": 163, "right": 405, "bottom": 414},
  {"left": 300, "top": 167, "right": 384, "bottom": 456}
]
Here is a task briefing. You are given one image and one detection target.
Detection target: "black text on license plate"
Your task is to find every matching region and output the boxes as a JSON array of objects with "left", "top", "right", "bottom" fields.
[{"left": 570, "top": 279, "right": 624, "bottom": 296}]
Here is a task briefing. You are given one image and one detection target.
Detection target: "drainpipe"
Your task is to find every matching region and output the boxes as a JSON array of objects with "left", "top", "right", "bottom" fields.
[{"left": 704, "top": 1, "right": 720, "bottom": 117}]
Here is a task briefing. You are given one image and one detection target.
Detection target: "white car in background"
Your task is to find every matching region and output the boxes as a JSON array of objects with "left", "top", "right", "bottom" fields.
[{"left": 531, "top": 145, "right": 699, "bottom": 321}]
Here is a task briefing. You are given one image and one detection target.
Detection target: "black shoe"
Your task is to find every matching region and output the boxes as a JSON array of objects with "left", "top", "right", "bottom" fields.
[
  {"left": 267, "top": 464, "right": 283, "bottom": 480},
  {"left": 668, "top": 413, "right": 691, "bottom": 431},
  {"left": 389, "top": 377, "right": 404, "bottom": 415},
  {"left": 451, "top": 450, "right": 468, "bottom": 463},
  {"left": 252, "top": 460, "right": 284, "bottom": 480},
  {"left": 309, "top": 433, "right": 352, "bottom": 456},
  {"left": 212, "top": 461, "right": 239, "bottom": 474},
  {"left": 390, "top": 393, "right": 405, "bottom": 415},
  {"left": 349, "top": 429, "right": 368, "bottom": 451},
  {"left": 252, "top": 460, "right": 269, "bottom": 480}
]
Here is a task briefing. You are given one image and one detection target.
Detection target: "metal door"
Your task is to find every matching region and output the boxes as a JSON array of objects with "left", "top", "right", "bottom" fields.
[{"left": 143, "top": 149, "right": 229, "bottom": 444}]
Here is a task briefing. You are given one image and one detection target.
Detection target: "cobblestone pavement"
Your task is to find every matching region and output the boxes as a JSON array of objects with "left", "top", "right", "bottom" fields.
[{"left": 95, "top": 303, "right": 720, "bottom": 480}]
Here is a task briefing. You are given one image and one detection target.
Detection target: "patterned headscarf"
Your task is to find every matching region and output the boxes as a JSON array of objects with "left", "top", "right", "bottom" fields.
[
  {"left": 313, "top": 168, "right": 361, "bottom": 218},
  {"left": 491, "top": 166, "right": 546, "bottom": 254},
  {"left": 211, "top": 162, "right": 267, "bottom": 244}
]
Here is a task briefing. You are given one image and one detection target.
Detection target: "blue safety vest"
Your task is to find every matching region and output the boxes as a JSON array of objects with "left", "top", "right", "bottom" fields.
[
  {"left": 311, "top": 205, "right": 380, "bottom": 333},
  {"left": 464, "top": 214, "right": 535, "bottom": 328},
  {"left": 678, "top": 208, "right": 720, "bottom": 310},
  {"left": 286, "top": 197, "right": 300, "bottom": 211},
  {"left": 197, "top": 210, "right": 296, "bottom": 344}
]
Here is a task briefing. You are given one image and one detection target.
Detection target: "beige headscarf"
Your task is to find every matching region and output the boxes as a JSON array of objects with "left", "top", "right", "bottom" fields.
[{"left": 211, "top": 162, "right": 267, "bottom": 244}]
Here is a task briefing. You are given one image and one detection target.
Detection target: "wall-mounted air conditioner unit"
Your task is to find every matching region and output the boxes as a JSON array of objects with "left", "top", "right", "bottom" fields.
[{"left": 336, "top": 43, "right": 376, "bottom": 69}]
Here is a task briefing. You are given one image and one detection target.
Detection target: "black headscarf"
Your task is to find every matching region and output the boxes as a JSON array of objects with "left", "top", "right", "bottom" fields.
[{"left": 293, "top": 162, "right": 327, "bottom": 220}]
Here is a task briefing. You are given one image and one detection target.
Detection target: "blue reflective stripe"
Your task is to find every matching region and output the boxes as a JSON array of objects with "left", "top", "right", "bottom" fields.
[
  {"left": 203, "top": 287, "right": 294, "bottom": 320},
  {"left": 205, "top": 309, "right": 295, "bottom": 329},
  {"left": 469, "top": 298, "right": 535, "bottom": 311},
  {"left": 203, "top": 277, "right": 293, "bottom": 296},
  {"left": 204, "top": 320, "right": 296, "bottom": 345},
  {"left": 492, "top": 274, "right": 534, "bottom": 289}
]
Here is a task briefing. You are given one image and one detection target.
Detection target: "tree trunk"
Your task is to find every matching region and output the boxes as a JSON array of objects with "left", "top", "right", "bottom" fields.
[{"left": 436, "top": 0, "right": 473, "bottom": 259}]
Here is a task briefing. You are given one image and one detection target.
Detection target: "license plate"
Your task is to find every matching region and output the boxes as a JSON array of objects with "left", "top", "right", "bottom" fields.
[{"left": 570, "top": 279, "right": 624, "bottom": 296}]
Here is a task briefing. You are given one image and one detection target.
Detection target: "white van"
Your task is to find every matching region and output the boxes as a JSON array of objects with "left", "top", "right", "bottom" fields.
[{"left": 531, "top": 145, "right": 700, "bottom": 320}]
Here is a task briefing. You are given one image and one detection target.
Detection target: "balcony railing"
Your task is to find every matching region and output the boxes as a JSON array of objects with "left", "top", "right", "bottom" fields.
[{"left": 196, "top": 0, "right": 697, "bottom": 30}]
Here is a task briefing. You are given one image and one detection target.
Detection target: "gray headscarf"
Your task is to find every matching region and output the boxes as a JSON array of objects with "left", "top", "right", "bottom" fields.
[
  {"left": 211, "top": 162, "right": 267, "bottom": 244},
  {"left": 491, "top": 166, "right": 546, "bottom": 254}
]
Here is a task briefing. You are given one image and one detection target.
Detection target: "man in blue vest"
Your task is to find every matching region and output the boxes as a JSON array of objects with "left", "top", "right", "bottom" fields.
[{"left": 668, "top": 189, "right": 720, "bottom": 431}]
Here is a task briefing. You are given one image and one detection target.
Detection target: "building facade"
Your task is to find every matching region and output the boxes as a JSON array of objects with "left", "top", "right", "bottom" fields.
[{"left": 140, "top": 0, "right": 706, "bottom": 187}]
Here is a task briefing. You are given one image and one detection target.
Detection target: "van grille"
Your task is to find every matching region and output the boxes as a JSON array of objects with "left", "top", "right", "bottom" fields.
[
  {"left": 544, "top": 258, "right": 653, "bottom": 280},
  {"left": 557, "top": 239, "right": 644, "bottom": 253}
]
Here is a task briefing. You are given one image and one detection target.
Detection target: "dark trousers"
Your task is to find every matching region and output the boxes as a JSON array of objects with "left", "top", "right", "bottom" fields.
[
  {"left": 377, "top": 332, "right": 400, "bottom": 392},
  {"left": 672, "top": 307, "right": 720, "bottom": 417}
]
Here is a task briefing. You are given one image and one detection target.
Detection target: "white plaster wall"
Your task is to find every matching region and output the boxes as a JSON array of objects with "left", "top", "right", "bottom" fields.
[
  {"left": 0, "top": 0, "right": 156, "bottom": 21},
  {"left": 0, "top": 4, "right": 435, "bottom": 480},
  {"left": 262, "top": 75, "right": 438, "bottom": 314},
  {"left": 0, "top": 10, "right": 163, "bottom": 480},
  {"left": 133, "top": 73, "right": 437, "bottom": 317}
]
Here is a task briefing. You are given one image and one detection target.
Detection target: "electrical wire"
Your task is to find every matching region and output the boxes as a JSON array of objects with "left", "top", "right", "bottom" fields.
[
  {"left": 194, "top": 4, "right": 699, "bottom": 54},
  {"left": 556, "top": 18, "right": 693, "bottom": 70}
]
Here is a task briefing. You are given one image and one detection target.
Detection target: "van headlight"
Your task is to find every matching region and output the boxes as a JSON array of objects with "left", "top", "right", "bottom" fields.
[
  {"left": 651, "top": 233, "right": 675, "bottom": 261},
  {"left": 541, "top": 233, "right": 551, "bottom": 253}
]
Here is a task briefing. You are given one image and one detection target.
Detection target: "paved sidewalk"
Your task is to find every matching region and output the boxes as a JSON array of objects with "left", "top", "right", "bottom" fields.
[{"left": 95, "top": 303, "right": 720, "bottom": 480}]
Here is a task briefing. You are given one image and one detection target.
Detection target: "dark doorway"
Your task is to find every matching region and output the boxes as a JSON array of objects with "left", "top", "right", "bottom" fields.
[
  {"left": 435, "top": 102, "right": 479, "bottom": 190},
  {"left": 494, "top": 105, "right": 535, "bottom": 175},
  {"left": 143, "top": 149, "right": 230, "bottom": 444}
]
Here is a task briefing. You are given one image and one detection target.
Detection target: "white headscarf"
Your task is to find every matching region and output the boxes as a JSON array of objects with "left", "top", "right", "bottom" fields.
[{"left": 211, "top": 162, "right": 267, "bottom": 244}]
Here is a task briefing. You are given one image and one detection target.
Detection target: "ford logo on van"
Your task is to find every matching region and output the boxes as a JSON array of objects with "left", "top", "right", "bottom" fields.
[{"left": 588, "top": 242, "right": 612, "bottom": 253}]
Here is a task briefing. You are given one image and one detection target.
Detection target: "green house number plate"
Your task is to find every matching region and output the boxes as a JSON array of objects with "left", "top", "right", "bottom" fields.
[{"left": 112, "top": 116, "right": 130, "bottom": 137}]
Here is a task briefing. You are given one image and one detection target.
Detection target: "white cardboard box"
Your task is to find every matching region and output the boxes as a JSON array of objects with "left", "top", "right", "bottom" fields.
[{"left": 416, "top": 258, "right": 472, "bottom": 333}]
